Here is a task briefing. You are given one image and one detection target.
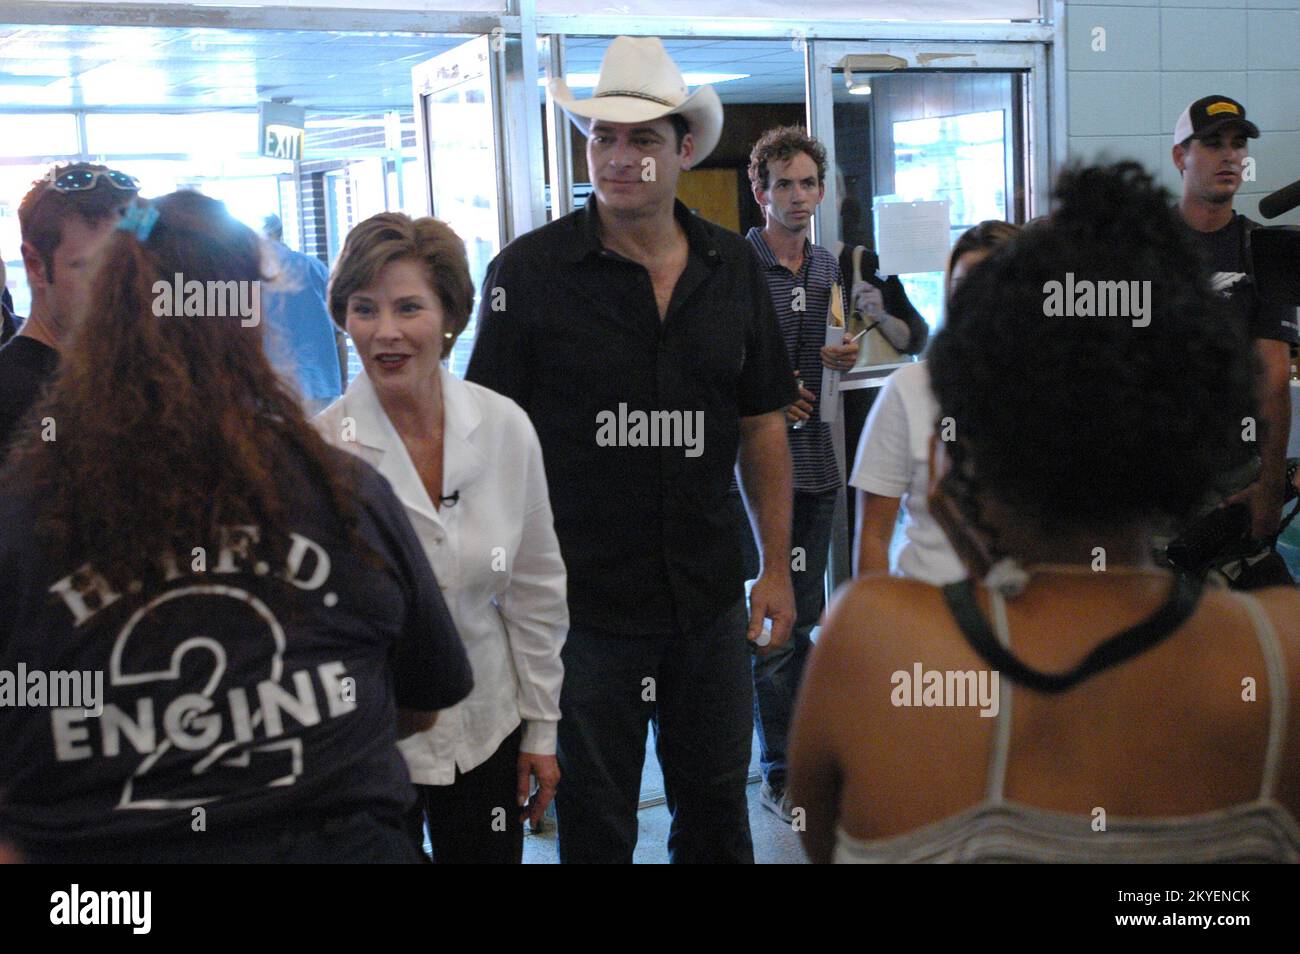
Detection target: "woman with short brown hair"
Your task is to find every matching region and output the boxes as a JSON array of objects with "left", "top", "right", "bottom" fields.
[
  {"left": 327, "top": 213, "right": 475, "bottom": 359},
  {"left": 318, "top": 212, "right": 568, "bottom": 864}
]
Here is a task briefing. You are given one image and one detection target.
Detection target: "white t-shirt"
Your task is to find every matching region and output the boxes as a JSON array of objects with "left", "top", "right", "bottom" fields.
[{"left": 849, "top": 361, "right": 965, "bottom": 585}]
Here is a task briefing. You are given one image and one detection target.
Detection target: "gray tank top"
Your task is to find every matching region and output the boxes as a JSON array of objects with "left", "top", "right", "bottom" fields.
[{"left": 834, "top": 590, "right": 1300, "bottom": 863}]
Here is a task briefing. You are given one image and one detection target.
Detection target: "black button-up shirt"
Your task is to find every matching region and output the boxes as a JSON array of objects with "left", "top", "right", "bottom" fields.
[{"left": 466, "top": 196, "right": 796, "bottom": 634}]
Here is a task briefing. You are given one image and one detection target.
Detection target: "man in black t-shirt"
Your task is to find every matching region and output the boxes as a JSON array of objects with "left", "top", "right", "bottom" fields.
[
  {"left": 1172, "top": 96, "right": 1299, "bottom": 550},
  {"left": 0, "top": 164, "right": 138, "bottom": 453}
]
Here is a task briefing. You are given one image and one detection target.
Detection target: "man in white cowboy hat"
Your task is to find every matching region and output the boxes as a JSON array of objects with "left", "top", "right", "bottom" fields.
[{"left": 467, "top": 35, "right": 797, "bottom": 863}]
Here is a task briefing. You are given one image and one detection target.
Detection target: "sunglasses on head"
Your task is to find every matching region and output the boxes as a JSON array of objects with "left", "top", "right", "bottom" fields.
[{"left": 48, "top": 168, "right": 140, "bottom": 194}]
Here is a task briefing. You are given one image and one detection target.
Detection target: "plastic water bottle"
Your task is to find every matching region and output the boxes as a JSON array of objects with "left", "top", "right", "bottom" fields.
[
  {"left": 790, "top": 376, "right": 806, "bottom": 431},
  {"left": 744, "top": 578, "right": 773, "bottom": 647}
]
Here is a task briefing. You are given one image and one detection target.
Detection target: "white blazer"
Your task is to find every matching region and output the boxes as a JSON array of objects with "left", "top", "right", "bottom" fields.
[{"left": 316, "top": 365, "right": 567, "bottom": 786}]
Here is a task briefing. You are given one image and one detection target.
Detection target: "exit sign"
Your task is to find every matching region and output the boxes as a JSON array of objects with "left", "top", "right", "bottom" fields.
[{"left": 258, "top": 102, "right": 306, "bottom": 160}]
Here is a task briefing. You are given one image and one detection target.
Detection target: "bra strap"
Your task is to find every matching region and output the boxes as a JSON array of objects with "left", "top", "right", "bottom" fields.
[
  {"left": 985, "top": 589, "right": 1014, "bottom": 804},
  {"left": 1229, "top": 591, "right": 1289, "bottom": 801},
  {"left": 941, "top": 571, "right": 1203, "bottom": 693}
]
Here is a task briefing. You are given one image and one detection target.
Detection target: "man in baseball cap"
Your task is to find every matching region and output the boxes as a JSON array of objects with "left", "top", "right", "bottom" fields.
[
  {"left": 1173, "top": 95, "right": 1260, "bottom": 148},
  {"left": 467, "top": 37, "right": 797, "bottom": 862},
  {"left": 1171, "top": 95, "right": 1298, "bottom": 585},
  {"left": 1172, "top": 95, "right": 1260, "bottom": 220}
]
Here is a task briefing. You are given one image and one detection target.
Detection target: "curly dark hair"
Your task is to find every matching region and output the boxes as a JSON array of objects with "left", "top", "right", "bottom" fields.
[
  {"left": 4, "top": 190, "right": 363, "bottom": 590},
  {"left": 747, "top": 126, "right": 827, "bottom": 193},
  {"left": 927, "top": 161, "right": 1258, "bottom": 536}
]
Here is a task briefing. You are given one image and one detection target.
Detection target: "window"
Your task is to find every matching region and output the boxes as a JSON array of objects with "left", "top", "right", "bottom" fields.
[{"left": 888, "top": 108, "right": 1009, "bottom": 333}]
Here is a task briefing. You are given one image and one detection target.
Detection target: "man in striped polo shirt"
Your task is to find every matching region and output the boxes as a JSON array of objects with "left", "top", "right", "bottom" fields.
[{"left": 732, "top": 126, "right": 858, "bottom": 821}]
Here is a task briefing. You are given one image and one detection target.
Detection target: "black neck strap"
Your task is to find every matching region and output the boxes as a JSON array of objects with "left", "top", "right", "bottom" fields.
[{"left": 940, "top": 572, "right": 1203, "bottom": 694}]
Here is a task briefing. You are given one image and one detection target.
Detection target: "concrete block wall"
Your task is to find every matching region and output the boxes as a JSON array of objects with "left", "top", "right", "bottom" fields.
[{"left": 1065, "top": 0, "right": 1300, "bottom": 225}]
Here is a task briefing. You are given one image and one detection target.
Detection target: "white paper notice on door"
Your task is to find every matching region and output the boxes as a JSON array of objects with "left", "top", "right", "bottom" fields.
[{"left": 875, "top": 199, "right": 952, "bottom": 275}]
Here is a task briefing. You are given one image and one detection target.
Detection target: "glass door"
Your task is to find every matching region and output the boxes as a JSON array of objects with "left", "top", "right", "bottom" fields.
[
  {"left": 866, "top": 77, "right": 1021, "bottom": 339},
  {"left": 412, "top": 35, "right": 510, "bottom": 378},
  {"left": 810, "top": 40, "right": 1046, "bottom": 360}
]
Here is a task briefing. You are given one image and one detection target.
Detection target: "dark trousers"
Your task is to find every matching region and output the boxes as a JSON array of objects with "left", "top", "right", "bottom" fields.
[
  {"left": 555, "top": 598, "right": 754, "bottom": 864},
  {"left": 408, "top": 725, "right": 524, "bottom": 864},
  {"left": 730, "top": 488, "right": 837, "bottom": 789}
]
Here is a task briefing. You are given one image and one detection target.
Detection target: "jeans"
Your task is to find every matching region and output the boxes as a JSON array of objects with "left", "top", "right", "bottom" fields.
[
  {"left": 730, "top": 488, "right": 838, "bottom": 791},
  {"left": 555, "top": 598, "right": 754, "bottom": 864}
]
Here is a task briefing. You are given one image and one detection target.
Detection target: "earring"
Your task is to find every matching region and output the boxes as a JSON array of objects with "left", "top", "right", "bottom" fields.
[{"left": 443, "top": 332, "right": 453, "bottom": 339}]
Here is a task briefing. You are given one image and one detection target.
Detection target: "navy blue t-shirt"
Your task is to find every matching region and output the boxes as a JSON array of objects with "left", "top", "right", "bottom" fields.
[
  {"left": 1183, "top": 213, "right": 1299, "bottom": 344},
  {"left": 0, "top": 445, "right": 472, "bottom": 856},
  {"left": 0, "top": 335, "right": 58, "bottom": 458}
]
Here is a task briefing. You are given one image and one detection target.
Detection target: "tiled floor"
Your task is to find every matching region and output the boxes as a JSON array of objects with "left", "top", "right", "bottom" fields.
[{"left": 522, "top": 728, "right": 807, "bottom": 864}]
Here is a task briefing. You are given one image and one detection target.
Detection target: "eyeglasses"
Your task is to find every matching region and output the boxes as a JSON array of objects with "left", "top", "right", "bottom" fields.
[{"left": 48, "top": 168, "right": 140, "bottom": 194}]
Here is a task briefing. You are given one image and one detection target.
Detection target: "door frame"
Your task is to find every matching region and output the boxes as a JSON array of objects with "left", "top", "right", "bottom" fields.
[
  {"left": 411, "top": 36, "right": 509, "bottom": 236},
  {"left": 410, "top": 30, "right": 546, "bottom": 241},
  {"left": 807, "top": 37, "right": 1048, "bottom": 258},
  {"left": 806, "top": 37, "right": 1049, "bottom": 592}
]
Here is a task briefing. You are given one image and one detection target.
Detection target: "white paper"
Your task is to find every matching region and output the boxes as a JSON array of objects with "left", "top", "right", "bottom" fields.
[
  {"left": 875, "top": 199, "right": 951, "bottom": 275},
  {"left": 818, "top": 323, "right": 847, "bottom": 423}
]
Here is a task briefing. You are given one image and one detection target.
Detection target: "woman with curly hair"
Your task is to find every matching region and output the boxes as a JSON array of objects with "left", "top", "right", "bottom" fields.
[
  {"left": 0, "top": 191, "right": 471, "bottom": 863},
  {"left": 789, "top": 162, "right": 1300, "bottom": 863}
]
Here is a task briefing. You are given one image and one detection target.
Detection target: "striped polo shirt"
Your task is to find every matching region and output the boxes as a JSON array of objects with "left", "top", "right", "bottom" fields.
[{"left": 745, "top": 227, "right": 845, "bottom": 494}]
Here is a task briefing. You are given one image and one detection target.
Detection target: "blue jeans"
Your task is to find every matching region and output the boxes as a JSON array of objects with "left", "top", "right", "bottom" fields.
[
  {"left": 555, "top": 598, "right": 754, "bottom": 864},
  {"left": 730, "top": 488, "right": 837, "bottom": 791}
]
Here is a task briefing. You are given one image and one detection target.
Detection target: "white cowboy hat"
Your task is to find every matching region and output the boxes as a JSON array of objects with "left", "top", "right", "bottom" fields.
[{"left": 548, "top": 36, "right": 724, "bottom": 166}]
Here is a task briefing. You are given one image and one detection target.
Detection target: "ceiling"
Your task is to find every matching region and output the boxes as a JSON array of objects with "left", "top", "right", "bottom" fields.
[
  {"left": 0, "top": 25, "right": 466, "bottom": 110},
  {"left": 0, "top": 25, "right": 808, "bottom": 112}
]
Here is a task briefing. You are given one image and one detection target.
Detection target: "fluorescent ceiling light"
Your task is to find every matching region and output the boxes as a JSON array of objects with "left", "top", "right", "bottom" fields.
[
  {"left": 539, "top": 72, "right": 748, "bottom": 88},
  {"left": 843, "top": 65, "right": 872, "bottom": 97}
]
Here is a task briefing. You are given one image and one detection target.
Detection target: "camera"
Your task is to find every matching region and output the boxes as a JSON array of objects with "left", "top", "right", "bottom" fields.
[{"left": 1164, "top": 458, "right": 1300, "bottom": 579}]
